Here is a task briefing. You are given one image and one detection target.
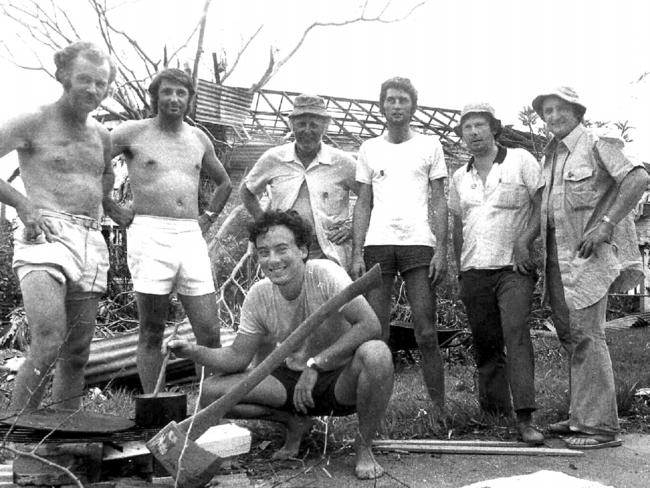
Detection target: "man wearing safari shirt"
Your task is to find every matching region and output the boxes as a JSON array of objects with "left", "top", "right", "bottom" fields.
[
  {"left": 533, "top": 86, "right": 649, "bottom": 449},
  {"left": 0, "top": 41, "right": 132, "bottom": 411},
  {"left": 240, "top": 94, "right": 358, "bottom": 272},
  {"left": 351, "top": 77, "right": 448, "bottom": 412},
  {"left": 111, "top": 68, "right": 231, "bottom": 392},
  {"left": 450, "top": 103, "right": 544, "bottom": 444}
]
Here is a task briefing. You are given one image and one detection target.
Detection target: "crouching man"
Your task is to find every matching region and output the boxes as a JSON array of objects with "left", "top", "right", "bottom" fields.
[{"left": 167, "top": 210, "right": 393, "bottom": 479}]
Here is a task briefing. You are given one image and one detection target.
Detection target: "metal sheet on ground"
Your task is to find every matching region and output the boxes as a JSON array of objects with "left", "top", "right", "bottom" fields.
[{"left": 0, "top": 409, "right": 134, "bottom": 433}]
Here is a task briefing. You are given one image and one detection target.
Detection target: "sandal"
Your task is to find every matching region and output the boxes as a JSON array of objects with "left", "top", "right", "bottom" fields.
[
  {"left": 564, "top": 434, "right": 622, "bottom": 450},
  {"left": 548, "top": 419, "right": 571, "bottom": 434}
]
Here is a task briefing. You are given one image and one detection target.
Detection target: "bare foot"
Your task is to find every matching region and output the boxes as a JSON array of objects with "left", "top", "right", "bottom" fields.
[
  {"left": 271, "top": 414, "right": 313, "bottom": 460},
  {"left": 354, "top": 443, "right": 384, "bottom": 479}
]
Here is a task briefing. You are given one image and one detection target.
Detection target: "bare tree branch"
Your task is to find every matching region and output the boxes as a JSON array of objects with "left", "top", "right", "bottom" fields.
[
  {"left": 166, "top": 21, "right": 201, "bottom": 64},
  {"left": 220, "top": 24, "right": 263, "bottom": 84},
  {"left": 2, "top": 445, "right": 84, "bottom": 488},
  {"left": 250, "top": 0, "right": 426, "bottom": 90},
  {"left": 192, "top": 0, "right": 214, "bottom": 89}
]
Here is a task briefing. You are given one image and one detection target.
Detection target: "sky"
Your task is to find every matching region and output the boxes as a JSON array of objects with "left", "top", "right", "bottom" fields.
[{"left": 0, "top": 0, "right": 649, "bottom": 168}]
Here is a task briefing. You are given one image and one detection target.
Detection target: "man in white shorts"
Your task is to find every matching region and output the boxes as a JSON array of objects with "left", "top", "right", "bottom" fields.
[
  {"left": 351, "top": 77, "right": 448, "bottom": 412},
  {"left": 0, "top": 41, "right": 132, "bottom": 411},
  {"left": 111, "top": 68, "right": 232, "bottom": 392}
]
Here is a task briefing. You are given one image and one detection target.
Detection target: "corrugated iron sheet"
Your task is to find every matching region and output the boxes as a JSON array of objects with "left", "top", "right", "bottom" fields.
[
  {"left": 195, "top": 80, "right": 253, "bottom": 129},
  {"left": 85, "top": 321, "right": 235, "bottom": 385},
  {"left": 227, "top": 141, "right": 276, "bottom": 175}
]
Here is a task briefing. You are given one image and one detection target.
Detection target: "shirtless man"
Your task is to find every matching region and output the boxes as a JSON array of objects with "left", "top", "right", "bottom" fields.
[
  {"left": 0, "top": 41, "right": 132, "bottom": 411},
  {"left": 111, "top": 68, "right": 231, "bottom": 392}
]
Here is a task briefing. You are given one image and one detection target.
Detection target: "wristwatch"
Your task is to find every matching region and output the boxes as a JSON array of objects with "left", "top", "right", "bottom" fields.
[
  {"left": 306, "top": 357, "right": 325, "bottom": 373},
  {"left": 601, "top": 215, "right": 615, "bottom": 227},
  {"left": 203, "top": 210, "right": 217, "bottom": 223}
]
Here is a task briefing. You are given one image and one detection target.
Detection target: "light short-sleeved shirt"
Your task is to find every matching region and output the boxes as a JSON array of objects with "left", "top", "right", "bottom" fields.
[
  {"left": 449, "top": 146, "right": 542, "bottom": 271},
  {"left": 245, "top": 143, "right": 357, "bottom": 270},
  {"left": 238, "top": 259, "right": 355, "bottom": 370},
  {"left": 541, "top": 124, "right": 645, "bottom": 310},
  {"left": 356, "top": 133, "right": 447, "bottom": 246}
]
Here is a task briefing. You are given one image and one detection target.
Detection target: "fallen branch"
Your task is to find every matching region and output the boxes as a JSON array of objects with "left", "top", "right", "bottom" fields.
[{"left": 1, "top": 445, "right": 83, "bottom": 488}]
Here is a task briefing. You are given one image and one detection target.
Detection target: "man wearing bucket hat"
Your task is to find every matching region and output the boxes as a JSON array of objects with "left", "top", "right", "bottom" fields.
[
  {"left": 450, "top": 103, "right": 544, "bottom": 444},
  {"left": 240, "top": 94, "right": 358, "bottom": 272},
  {"left": 351, "top": 77, "right": 448, "bottom": 412},
  {"left": 533, "top": 86, "right": 649, "bottom": 449}
]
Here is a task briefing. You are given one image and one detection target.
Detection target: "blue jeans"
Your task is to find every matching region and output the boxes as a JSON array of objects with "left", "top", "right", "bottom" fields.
[
  {"left": 546, "top": 230, "right": 619, "bottom": 435},
  {"left": 460, "top": 268, "right": 536, "bottom": 414}
]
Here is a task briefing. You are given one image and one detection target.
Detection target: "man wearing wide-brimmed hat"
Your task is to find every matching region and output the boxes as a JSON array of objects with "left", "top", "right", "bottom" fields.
[
  {"left": 450, "top": 103, "right": 544, "bottom": 444},
  {"left": 534, "top": 86, "right": 649, "bottom": 449},
  {"left": 240, "top": 94, "right": 358, "bottom": 272}
]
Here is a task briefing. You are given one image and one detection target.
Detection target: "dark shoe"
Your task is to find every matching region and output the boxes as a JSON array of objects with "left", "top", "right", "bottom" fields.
[
  {"left": 564, "top": 434, "right": 622, "bottom": 450},
  {"left": 548, "top": 419, "right": 572, "bottom": 434},
  {"left": 517, "top": 422, "right": 545, "bottom": 445}
]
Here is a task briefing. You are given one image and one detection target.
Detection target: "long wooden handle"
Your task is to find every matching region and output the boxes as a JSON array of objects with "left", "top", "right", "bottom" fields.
[
  {"left": 152, "top": 320, "right": 183, "bottom": 397},
  {"left": 180, "top": 264, "right": 382, "bottom": 440}
]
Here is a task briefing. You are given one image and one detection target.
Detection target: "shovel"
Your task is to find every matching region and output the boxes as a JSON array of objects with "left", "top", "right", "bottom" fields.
[
  {"left": 135, "top": 321, "right": 187, "bottom": 428},
  {"left": 146, "top": 264, "right": 382, "bottom": 487}
]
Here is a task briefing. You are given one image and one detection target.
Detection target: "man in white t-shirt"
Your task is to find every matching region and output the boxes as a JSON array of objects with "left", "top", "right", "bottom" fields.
[
  {"left": 167, "top": 210, "right": 393, "bottom": 480},
  {"left": 351, "top": 77, "right": 448, "bottom": 411}
]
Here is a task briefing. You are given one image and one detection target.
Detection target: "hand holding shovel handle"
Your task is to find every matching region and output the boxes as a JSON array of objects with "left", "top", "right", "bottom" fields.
[{"left": 152, "top": 320, "right": 183, "bottom": 397}]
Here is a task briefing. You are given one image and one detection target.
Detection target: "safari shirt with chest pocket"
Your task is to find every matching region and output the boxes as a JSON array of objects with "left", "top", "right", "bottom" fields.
[
  {"left": 449, "top": 145, "right": 543, "bottom": 272},
  {"left": 541, "top": 124, "right": 644, "bottom": 310}
]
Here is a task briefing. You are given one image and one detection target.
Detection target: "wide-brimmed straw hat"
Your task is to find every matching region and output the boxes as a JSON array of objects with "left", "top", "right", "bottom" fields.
[
  {"left": 531, "top": 86, "right": 587, "bottom": 120},
  {"left": 288, "top": 94, "right": 330, "bottom": 118}
]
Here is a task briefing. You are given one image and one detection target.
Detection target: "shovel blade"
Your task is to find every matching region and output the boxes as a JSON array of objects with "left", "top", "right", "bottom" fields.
[{"left": 146, "top": 421, "right": 222, "bottom": 488}]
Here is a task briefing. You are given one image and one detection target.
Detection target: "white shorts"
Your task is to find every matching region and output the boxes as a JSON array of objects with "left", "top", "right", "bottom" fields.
[
  {"left": 13, "top": 210, "right": 108, "bottom": 298},
  {"left": 127, "top": 215, "right": 215, "bottom": 296}
]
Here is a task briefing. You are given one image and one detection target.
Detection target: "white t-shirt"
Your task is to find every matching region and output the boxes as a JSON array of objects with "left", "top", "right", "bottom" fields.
[
  {"left": 356, "top": 133, "right": 447, "bottom": 246},
  {"left": 238, "top": 259, "right": 355, "bottom": 370}
]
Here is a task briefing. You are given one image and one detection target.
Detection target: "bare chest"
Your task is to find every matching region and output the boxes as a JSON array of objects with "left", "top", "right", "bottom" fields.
[
  {"left": 23, "top": 127, "right": 105, "bottom": 176},
  {"left": 129, "top": 133, "right": 204, "bottom": 176}
]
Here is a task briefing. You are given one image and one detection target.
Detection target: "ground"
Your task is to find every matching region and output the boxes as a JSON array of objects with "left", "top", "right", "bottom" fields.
[{"left": 237, "top": 433, "right": 650, "bottom": 487}]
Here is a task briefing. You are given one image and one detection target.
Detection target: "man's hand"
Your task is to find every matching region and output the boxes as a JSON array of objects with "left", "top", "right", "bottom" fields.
[
  {"left": 16, "top": 203, "right": 57, "bottom": 242},
  {"left": 165, "top": 339, "right": 196, "bottom": 360},
  {"left": 107, "top": 205, "right": 134, "bottom": 228},
  {"left": 578, "top": 222, "right": 613, "bottom": 259},
  {"left": 513, "top": 241, "right": 535, "bottom": 274},
  {"left": 350, "top": 252, "right": 366, "bottom": 280},
  {"left": 293, "top": 368, "right": 318, "bottom": 414},
  {"left": 327, "top": 220, "right": 352, "bottom": 245},
  {"left": 428, "top": 251, "right": 447, "bottom": 287},
  {"left": 198, "top": 213, "right": 214, "bottom": 235}
]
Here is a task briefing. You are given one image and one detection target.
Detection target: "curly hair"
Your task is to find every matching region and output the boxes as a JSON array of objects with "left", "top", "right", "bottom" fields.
[
  {"left": 379, "top": 76, "right": 418, "bottom": 115},
  {"left": 148, "top": 68, "right": 195, "bottom": 115},
  {"left": 248, "top": 210, "right": 313, "bottom": 251},
  {"left": 54, "top": 41, "right": 116, "bottom": 86}
]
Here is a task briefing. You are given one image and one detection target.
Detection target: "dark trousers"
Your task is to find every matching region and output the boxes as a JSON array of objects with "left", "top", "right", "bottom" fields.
[{"left": 460, "top": 268, "right": 536, "bottom": 414}]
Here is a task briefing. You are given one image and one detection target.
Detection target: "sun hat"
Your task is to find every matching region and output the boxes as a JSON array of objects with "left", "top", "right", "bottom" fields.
[
  {"left": 288, "top": 94, "right": 330, "bottom": 118},
  {"left": 531, "top": 86, "right": 587, "bottom": 120},
  {"left": 454, "top": 102, "right": 501, "bottom": 137}
]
